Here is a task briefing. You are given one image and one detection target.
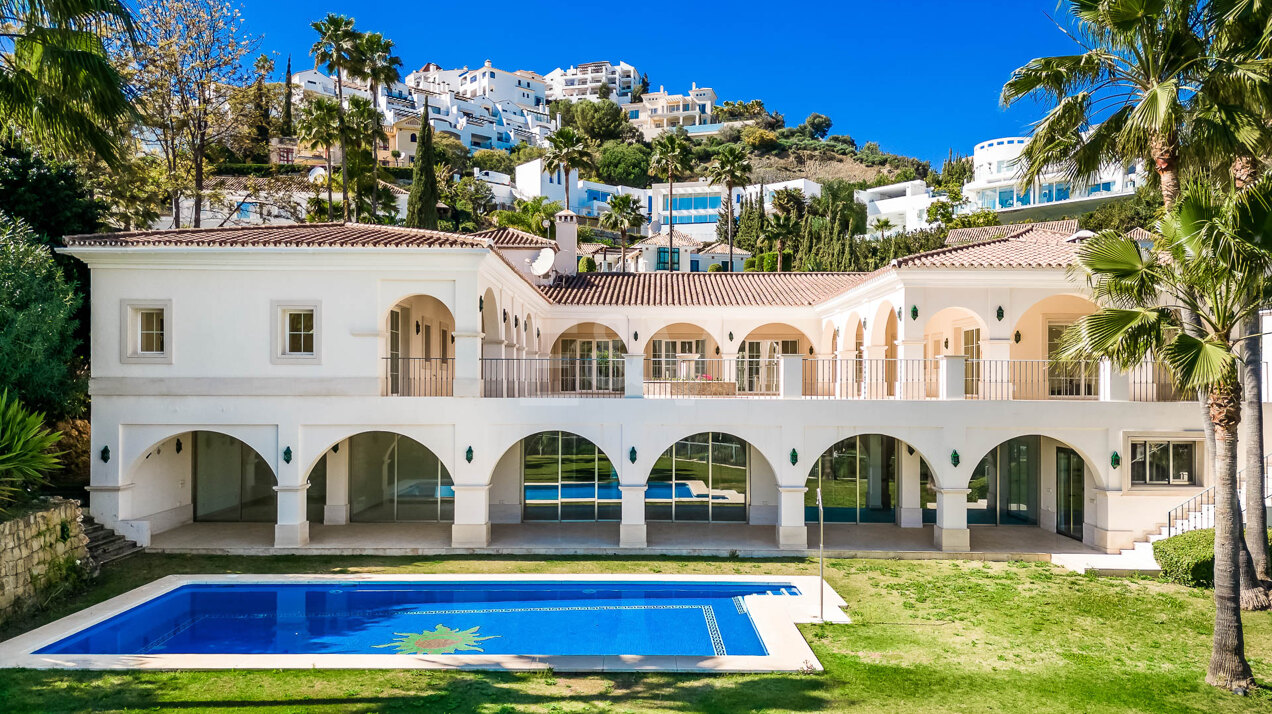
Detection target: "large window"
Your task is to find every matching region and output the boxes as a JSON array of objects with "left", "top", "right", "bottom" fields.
[
  {"left": 1047, "top": 324, "right": 1097, "bottom": 397},
  {"left": 646, "top": 432, "right": 748, "bottom": 522},
  {"left": 193, "top": 431, "right": 276, "bottom": 522},
  {"left": 522, "top": 431, "right": 618, "bottom": 521},
  {"left": 655, "top": 247, "right": 680, "bottom": 271},
  {"left": 558, "top": 338, "right": 624, "bottom": 392},
  {"left": 1130, "top": 439, "right": 1197, "bottom": 485},
  {"left": 349, "top": 432, "right": 453, "bottom": 522},
  {"left": 967, "top": 436, "right": 1041, "bottom": 525},
  {"left": 650, "top": 338, "right": 706, "bottom": 379},
  {"left": 804, "top": 435, "right": 900, "bottom": 523}
]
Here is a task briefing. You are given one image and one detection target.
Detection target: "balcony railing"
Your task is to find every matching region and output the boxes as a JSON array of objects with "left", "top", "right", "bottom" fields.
[
  {"left": 481, "top": 358, "right": 624, "bottom": 398},
  {"left": 385, "top": 355, "right": 1220, "bottom": 401},
  {"left": 383, "top": 357, "right": 454, "bottom": 397},
  {"left": 965, "top": 360, "right": 1099, "bottom": 401},
  {"left": 643, "top": 357, "right": 779, "bottom": 398},
  {"left": 803, "top": 359, "right": 938, "bottom": 399}
]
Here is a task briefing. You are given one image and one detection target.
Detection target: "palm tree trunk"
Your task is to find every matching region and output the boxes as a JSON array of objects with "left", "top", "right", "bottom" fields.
[
  {"left": 620, "top": 228, "right": 627, "bottom": 273},
  {"left": 325, "top": 151, "right": 334, "bottom": 222},
  {"left": 336, "top": 67, "right": 350, "bottom": 222},
  {"left": 1239, "top": 314, "right": 1270, "bottom": 583},
  {"left": 1233, "top": 155, "right": 1259, "bottom": 191},
  {"left": 1150, "top": 134, "right": 1180, "bottom": 210},
  {"left": 369, "top": 80, "right": 379, "bottom": 224},
  {"left": 1205, "top": 380, "right": 1256, "bottom": 691}
]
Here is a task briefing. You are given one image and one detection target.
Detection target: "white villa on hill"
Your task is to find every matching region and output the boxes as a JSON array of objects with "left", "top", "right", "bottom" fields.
[{"left": 64, "top": 214, "right": 1246, "bottom": 561}]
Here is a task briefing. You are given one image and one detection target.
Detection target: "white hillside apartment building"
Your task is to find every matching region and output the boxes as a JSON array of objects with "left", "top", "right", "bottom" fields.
[
  {"left": 856, "top": 136, "right": 1144, "bottom": 235},
  {"left": 66, "top": 216, "right": 1258, "bottom": 562},
  {"left": 544, "top": 61, "right": 640, "bottom": 104}
]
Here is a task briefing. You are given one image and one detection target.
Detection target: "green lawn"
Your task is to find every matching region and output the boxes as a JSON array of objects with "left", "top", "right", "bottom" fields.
[{"left": 1, "top": 553, "right": 1271, "bottom": 713}]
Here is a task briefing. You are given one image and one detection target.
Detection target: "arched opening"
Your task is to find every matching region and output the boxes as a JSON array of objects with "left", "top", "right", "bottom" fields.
[
  {"left": 551, "top": 322, "right": 627, "bottom": 393},
  {"left": 642, "top": 323, "right": 724, "bottom": 396},
  {"left": 385, "top": 294, "right": 456, "bottom": 396},
  {"left": 737, "top": 322, "right": 813, "bottom": 394},
  {"left": 967, "top": 434, "right": 1102, "bottom": 540},
  {"left": 495, "top": 431, "right": 619, "bottom": 522},
  {"left": 806, "top": 434, "right": 937, "bottom": 524},
  {"left": 923, "top": 306, "right": 988, "bottom": 397},
  {"left": 481, "top": 288, "right": 501, "bottom": 354},
  {"left": 646, "top": 432, "right": 751, "bottom": 522},
  {"left": 1009, "top": 294, "right": 1099, "bottom": 399},
  {"left": 190, "top": 431, "right": 277, "bottom": 522},
  {"left": 308, "top": 431, "right": 453, "bottom": 522}
]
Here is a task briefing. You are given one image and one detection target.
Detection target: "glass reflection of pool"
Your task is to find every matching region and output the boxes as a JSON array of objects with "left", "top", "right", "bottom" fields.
[{"left": 37, "top": 581, "right": 800, "bottom": 657}]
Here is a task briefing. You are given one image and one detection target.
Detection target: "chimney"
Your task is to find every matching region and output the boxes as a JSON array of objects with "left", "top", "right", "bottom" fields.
[{"left": 553, "top": 210, "right": 579, "bottom": 275}]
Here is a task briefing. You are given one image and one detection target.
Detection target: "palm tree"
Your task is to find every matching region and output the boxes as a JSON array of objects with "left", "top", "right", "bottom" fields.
[
  {"left": 297, "top": 98, "right": 341, "bottom": 221},
  {"left": 1000, "top": 0, "right": 1271, "bottom": 210},
  {"left": 650, "top": 131, "right": 693, "bottom": 267},
  {"left": 345, "top": 96, "right": 387, "bottom": 221},
  {"left": 0, "top": 0, "right": 136, "bottom": 165},
  {"left": 706, "top": 145, "right": 751, "bottom": 271},
  {"left": 767, "top": 212, "right": 800, "bottom": 272},
  {"left": 771, "top": 187, "right": 808, "bottom": 220},
  {"left": 870, "top": 217, "right": 897, "bottom": 261},
  {"left": 492, "top": 196, "right": 564, "bottom": 238},
  {"left": 598, "top": 193, "right": 646, "bottom": 273},
  {"left": 350, "top": 31, "right": 402, "bottom": 223},
  {"left": 1058, "top": 177, "right": 1272, "bottom": 692},
  {"left": 543, "top": 127, "right": 592, "bottom": 214},
  {"left": 310, "top": 13, "right": 361, "bottom": 222}
]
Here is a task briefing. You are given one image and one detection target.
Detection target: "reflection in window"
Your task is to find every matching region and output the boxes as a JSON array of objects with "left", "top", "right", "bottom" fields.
[
  {"left": 522, "top": 431, "right": 618, "bottom": 521},
  {"left": 646, "top": 432, "right": 748, "bottom": 522},
  {"left": 804, "top": 434, "right": 904, "bottom": 523},
  {"left": 1129, "top": 439, "right": 1196, "bottom": 485},
  {"left": 347, "top": 432, "right": 453, "bottom": 522}
]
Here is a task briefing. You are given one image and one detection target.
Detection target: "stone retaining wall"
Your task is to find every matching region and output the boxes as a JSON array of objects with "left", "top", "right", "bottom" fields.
[{"left": 0, "top": 498, "right": 91, "bottom": 624}]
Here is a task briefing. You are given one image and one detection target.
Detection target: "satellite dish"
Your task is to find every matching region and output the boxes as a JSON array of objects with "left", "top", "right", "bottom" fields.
[{"left": 530, "top": 247, "right": 556, "bottom": 277}]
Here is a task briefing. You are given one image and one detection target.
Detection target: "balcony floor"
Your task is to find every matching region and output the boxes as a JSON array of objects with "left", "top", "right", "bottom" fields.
[{"left": 147, "top": 521, "right": 1106, "bottom": 564}]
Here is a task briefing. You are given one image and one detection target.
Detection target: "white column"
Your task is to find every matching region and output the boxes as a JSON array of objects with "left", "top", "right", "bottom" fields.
[
  {"left": 1098, "top": 359, "right": 1130, "bottom": 402},
  {"left": 776, "top": 486, "right": 808, "bottom": 549},
  {"left": 939, "top": 355, "right": 966, "bottom": 400},
  {"left": 862, "top": 344, "right": 888, "bottom": 398},
  {"left": 451, "top": 484, "right": 491, "bottom": 547},
  {"left": 895, "top": 339, "right": 926, "bottom": 399},
  {"left": 934, "top": 488, "right": 971, "bottom": 552},
  {"left": 324, "top": 439, "right": 350, "bottom": 525},
  {"left": 624, "top": 353, "right": 645, "bottom": 397},
  {"left": 275, "top": 426, "right": 309, "bottom": 547},
  {"left": 779, "top": 355, "right": 804, "bottom": 398},
  {"left": 453, "top": 332, "right": 482, "bottom": 397},
  {"left": 897, "top": 446, "right": 922, "bottom": 527},
  {"left": 619, "top": 485, "right": 646, "bottom": 547}
]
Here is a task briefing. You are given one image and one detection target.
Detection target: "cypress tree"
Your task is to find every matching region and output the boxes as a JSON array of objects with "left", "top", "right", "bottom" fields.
[
  {"left": 405, "top": 100, "right": 439, "bottom": 229},
  {"left": 281, "top": 56, "right": 294, "bottom": 137}
]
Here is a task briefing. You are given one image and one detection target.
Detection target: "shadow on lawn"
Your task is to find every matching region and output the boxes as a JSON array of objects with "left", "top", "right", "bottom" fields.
[{"left": 8, "top": 669, "right": 833, "bottom": 713}]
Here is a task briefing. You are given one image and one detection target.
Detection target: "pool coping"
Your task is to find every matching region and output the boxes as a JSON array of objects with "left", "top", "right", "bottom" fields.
[{"left": 0, "top": 574, "right": 850, "bottom": 673}]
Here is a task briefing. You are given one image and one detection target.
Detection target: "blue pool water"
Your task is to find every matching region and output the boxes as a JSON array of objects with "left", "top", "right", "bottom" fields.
[
  {"left": 525, "top": 483, "right": 717, "bottom": 501},
  {"left": 37, "top": 581, "right": 796, "bottom": 657}
]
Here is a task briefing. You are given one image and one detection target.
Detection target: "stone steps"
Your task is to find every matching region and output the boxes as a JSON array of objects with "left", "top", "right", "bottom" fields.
[{"left": 81, "top": 516, "right": 144, "bottom": 566}]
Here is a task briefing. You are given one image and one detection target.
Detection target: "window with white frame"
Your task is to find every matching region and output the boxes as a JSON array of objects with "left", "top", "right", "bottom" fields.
[
  {"left": 1129, "top": 439, "right": 1198, "bottom": 485},
  {"left": 120, "top": 300, "right": 172, "bottom": 363},
  {"left": 271, "top": 301, "right": 320, "bottom": 363}
]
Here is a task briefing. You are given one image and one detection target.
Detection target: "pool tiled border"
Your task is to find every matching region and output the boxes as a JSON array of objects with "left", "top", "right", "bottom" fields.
[{"left": 0, "top": 574, "right": 850, "bottom": 673}]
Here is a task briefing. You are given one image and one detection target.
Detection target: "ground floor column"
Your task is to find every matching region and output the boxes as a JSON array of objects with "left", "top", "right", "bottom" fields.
[
  {"left": 275, "top": 425, "right": 309, "bottom": 547},
  {"left": 619, "top": 485, "right": 646, "bottom": 548},
  {"left": 451, "top": 484, "right": 491, "bottom": 547},
  {"left": 777, "top": 486, "right": 808, "bottom": 549},
  {"left": 897, "top": 445, "right": 922, "bottom": 527},
  {"left": 324, "top": 438, "right": 349, "bottom": 525},
  {"left": 934, "top": 488, "right": 970, "bottom": 552}
]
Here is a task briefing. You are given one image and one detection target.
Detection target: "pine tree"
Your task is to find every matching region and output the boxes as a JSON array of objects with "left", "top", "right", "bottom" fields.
[
  {"left": 282, "top": 56, "right": 294, "bottom": 137},
  {"left": 405, "top": 100, "right": 439, "bottom": 229}
]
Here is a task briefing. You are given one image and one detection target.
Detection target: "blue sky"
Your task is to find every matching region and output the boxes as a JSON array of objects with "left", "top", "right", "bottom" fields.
[{"left": 247, "top": 0, "right": 1080, "bottom": 167}]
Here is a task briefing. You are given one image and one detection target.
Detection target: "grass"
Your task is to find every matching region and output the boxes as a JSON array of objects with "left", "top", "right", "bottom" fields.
[{"left": 1, "top": 553, "right": 1271, "bottom": 713}]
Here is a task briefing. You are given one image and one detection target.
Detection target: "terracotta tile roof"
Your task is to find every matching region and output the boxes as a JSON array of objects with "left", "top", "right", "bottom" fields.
[
  {"left": 1126, "top": 226, "right": 1159, "bottom": 244},
  {"left": 206, "top": 174, "right": 318, "bottom": 193},
  {"left": 378, "top": 179, "right": 408, "bottom": 196},
  {"left": 944, "top": 219, "right": 1078, "bottom": 246},
  {"left": 538, "top": 272, "right": 866, "bottom": 306},
  {"left": 578, "top": 242, "right": 638, "bottom": 259},
  {"left": 896, "top": 228, "right": 1079, "bottom": 269},
  {"left": 472, "top": 226, "right": 556, "bottom": 248},
  {"left": 632, "top": 230, "right": 703, "bottom": 248},
  {"left": 63, "top": 222, "right": 488, "bottom": 249},
  {"left": 698, "top": 241, "right": 751, "bottom": 256}
]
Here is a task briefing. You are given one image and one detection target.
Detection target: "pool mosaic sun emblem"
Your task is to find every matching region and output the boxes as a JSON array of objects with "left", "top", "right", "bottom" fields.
[{"left": 374, "top": 625, "right": 497, "bottom": 655}]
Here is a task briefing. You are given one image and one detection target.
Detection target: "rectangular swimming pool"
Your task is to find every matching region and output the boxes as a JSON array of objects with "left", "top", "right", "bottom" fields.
[
  {"left": 38, "top": 581, "right": 790, "bottom": 657},
  {"left": 2, "top": 575, "right": 848, "bottom": 672}
]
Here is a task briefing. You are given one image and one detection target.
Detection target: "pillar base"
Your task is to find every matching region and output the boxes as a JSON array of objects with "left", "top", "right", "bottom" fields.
[
  {"left": 453, "top": 378, "right": 482, "bottom": 398},
  {"left": 897, "top": 507, "right": 922, "bottom": 528},
  {"left": 451, "top": 522, "right": 491, "bottom": 548},
  {"left": 777, "top": 524, "right": 808, "bottom": 550},
  {"left": 275, "top": 521, "right": 310, "bottom": 548},
  {"left": 324, "top": 504, "right": 349, "bottom": 526},
  {"left": 620, "top": 523, "right": 646, "bottom": 548},
  {"left": 933, "top": 525, "right": 970, "bottom": 552}
]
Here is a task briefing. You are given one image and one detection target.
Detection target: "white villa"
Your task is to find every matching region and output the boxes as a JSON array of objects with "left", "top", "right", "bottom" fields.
[
  {"left": 65, "top": 215, "right": 1237, "bottom": 561},
  {"left": 857, "top": 136, "right": 1143, "bottom": 234},
  {"left": 626, "top": 84, "right": 720, "bottom": 140},
  {"left": 544, "top": 61, "right": 640, "bottom": 104}
]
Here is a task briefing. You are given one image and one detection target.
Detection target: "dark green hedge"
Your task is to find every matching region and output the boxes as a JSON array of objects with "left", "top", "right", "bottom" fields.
[{"left": 1153, "top": 528, "right": 1272, "bottom": 587}]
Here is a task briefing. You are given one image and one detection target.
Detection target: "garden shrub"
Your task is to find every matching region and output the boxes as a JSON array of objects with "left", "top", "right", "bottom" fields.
[
  {"left": 1153, "top": 528, "right": 1272, "bottom": 587},
  {"left": 743, "top": 257, "right": 757, "bottom": 271},
  {"left": 577, "top": 256, "right": 597, "bottom": 273},
  {"left": 707, "top": 262, "right": 723, "bottom": 272}
]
